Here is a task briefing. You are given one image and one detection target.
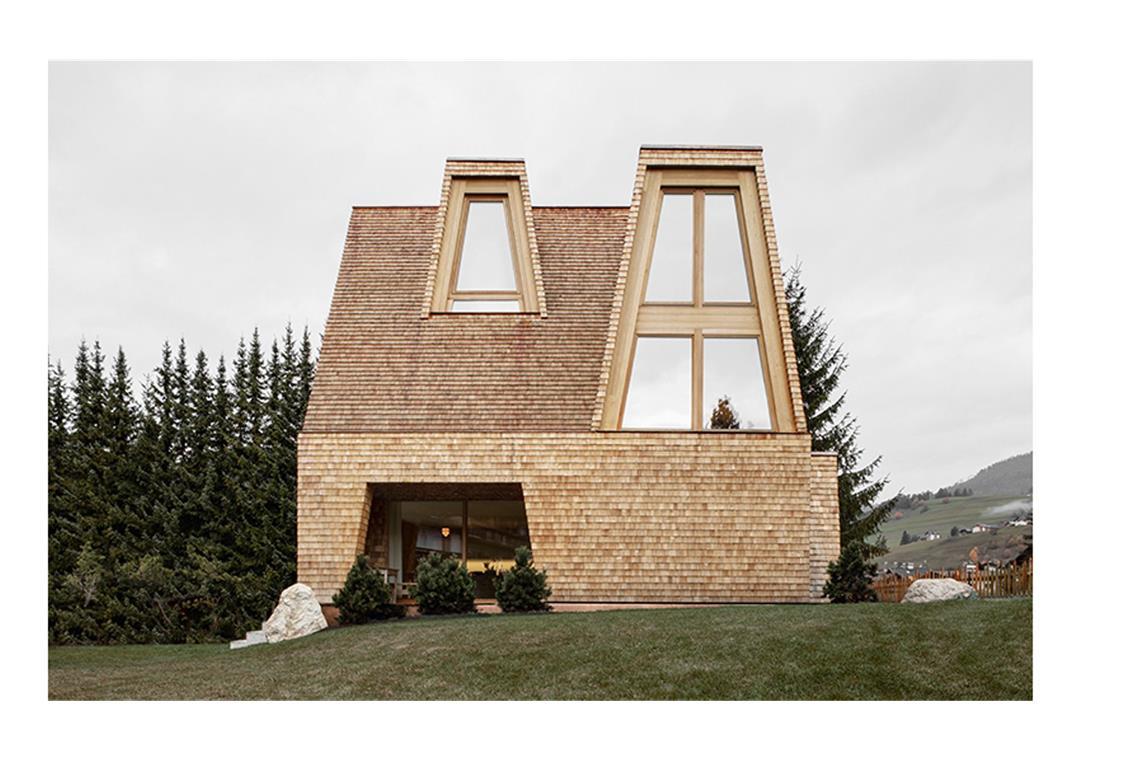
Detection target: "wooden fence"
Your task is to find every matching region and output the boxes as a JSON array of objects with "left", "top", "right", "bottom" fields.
[{"left": 871, "top": 560, "right": 1033, "bottom": 603}]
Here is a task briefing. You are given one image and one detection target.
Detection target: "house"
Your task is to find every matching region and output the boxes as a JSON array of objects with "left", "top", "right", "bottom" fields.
[
  {"left": 922, "top": 531, "right": 941, "bottom": 541},
  {"left": 972, "top": 523, "right": 999, "bottom": 534},
  {"left": 296, "top": 146, "right": 841, "bottom": 608}
]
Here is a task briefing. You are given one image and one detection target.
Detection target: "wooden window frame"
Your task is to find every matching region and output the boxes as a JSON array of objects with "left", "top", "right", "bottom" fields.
[
  {"left": 430, "top": 178, "right": 540, "bottom": 314},
  {"left": 605, "top": 167, "right": 797, "bottom": 432}
]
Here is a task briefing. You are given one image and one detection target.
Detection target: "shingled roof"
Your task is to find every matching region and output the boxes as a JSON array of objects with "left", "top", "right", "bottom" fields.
[
  {"left": 304, "top": 145, "right": 805, "bottom": 435},
  {"left": 302, "top": 203, "right": 629, "bottom": 433}
]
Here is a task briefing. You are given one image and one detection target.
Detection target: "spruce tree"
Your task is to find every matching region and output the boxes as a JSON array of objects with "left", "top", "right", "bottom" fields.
[
  {"left": 298, "top": 327, "right": 315, "bottom": 410},
  {"left": 102, "top": 348, "right": 142, "bottom": 555},
  {"left": 823, "top": 542, "right": 878, "bottom": 603},
  {"left": 47, "top": 359, "right": 73, "bottom": 641},
  {"left": 785, "top": 266, "right": 891, "bottom": 557},
  {"left": 709, "top": 396, "right": 741, "bottom": 429},
  {"left": 185, "top": 350, "right": 214, "bottom": 489}
]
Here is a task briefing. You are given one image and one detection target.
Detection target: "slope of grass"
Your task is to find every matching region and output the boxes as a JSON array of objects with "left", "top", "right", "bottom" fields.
[
  {"left": 876, "top": 494, "right": 1032, "bottom": 569},
  {"left": 49, "top": 600, "right": 1031, "bottom": 700}
]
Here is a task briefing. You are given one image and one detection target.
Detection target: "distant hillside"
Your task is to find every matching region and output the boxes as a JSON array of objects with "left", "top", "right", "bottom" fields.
[
  {"left": 951, "top": 452, "right": 1032, "bottom": 497},
  {"left": 873, "top": 452, "right": 1033, "bottom": 570}
]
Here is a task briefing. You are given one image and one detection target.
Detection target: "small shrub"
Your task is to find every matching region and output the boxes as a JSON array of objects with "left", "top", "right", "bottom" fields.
[
  {"left": 413, "top": 553, "right": 476, "bottom": 615},
  {"left": 823, "top": 542, "right": 879, "bottom": 603},
  {"left": 332, "top": 555, "right": 403, "bottom": 624},
  {"left": 494, "top": 546, "right": 552, "bottom": 613}
]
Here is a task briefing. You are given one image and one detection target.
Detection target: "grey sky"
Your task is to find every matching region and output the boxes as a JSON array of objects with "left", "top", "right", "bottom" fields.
[{"left": 48, "top": 62, "right": 1031, "bottom": 493}]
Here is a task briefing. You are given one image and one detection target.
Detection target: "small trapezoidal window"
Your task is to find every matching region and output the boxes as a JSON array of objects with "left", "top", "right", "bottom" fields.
[
  {"left": 430, "top": 176, "right": 540, "bottom": 314},
  {"left": 451, "top": 197, "right": 521, "bottom": 312}
]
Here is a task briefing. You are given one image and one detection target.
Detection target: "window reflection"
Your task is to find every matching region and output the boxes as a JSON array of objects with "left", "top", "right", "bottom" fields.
[
  {"left": 622, "top": 337, "right": 691, "bottom": 428},
  {"left": 704, "top": 338, "right": 770, "bottom": 430},
  {"left": 644, "top": 194, "right": 693, "bottom": 302},
  {"left": 394, "top": 499, "right": 530, "bottom": 598},
  {"left": 704, "top": 193, "right": 751, "bottom": 302}
]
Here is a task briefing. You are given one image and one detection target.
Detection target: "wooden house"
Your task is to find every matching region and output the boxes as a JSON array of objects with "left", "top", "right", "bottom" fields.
[{"left": 297, "top": 146, "right": 841, "bottom": 607}]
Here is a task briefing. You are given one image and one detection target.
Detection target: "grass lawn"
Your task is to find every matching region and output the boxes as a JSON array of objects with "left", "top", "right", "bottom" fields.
[{"left": 48, "top": 599, "right": 1031, "bottom": 700}]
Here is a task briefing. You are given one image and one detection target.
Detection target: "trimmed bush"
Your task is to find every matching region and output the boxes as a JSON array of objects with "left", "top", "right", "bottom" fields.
[
  {"left": 823, "top": 542, "right": 879, "bottom": 603},
  {"left": 332, "top": 555, "right": 404, "bottom": 624},
  {"left": 494, "top": 546, "right": 552, "bottom": 613},
  {"left": 413, "top": 553, "right": 476, "bottom": 615}
]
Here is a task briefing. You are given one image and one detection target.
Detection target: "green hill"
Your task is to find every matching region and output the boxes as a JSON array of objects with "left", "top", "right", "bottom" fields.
[
  {"left": 952, "top": 452, "right": 1032, "bottom": 497},
  {"left": 875, "top": 493, "right": 1032, "bottom": 570},
  {"left": 873, "top": 452, "right": 1033, "bottom": 571},
  {"left": 48, "top": 602, "right": 1032, "bottom": 700}
]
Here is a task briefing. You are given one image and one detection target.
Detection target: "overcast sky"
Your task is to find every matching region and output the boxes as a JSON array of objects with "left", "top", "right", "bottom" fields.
[{"left": 49, "top": 62, "right": 1031, "bottom": 493}]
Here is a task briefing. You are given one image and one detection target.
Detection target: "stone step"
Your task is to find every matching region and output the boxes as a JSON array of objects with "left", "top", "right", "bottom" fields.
[{"left": 229, "top": 628, "right": 268, "bottom": 650}]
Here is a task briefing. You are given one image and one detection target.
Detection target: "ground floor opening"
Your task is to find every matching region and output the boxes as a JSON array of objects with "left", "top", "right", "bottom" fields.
[{"left": 363, "top": 482, "right": 531, "bottom": 599}]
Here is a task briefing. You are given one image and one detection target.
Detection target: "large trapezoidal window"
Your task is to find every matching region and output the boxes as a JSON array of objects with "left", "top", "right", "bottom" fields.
[
  {"left": 615, "top": 171, "right": 781, "bottom": 431},
  {"left": 430, "top": 177, "right": 540, "bottom": 314}
]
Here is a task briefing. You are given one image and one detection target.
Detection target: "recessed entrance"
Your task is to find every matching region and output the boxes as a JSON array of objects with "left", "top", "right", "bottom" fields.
[{"left": 363, "top": 483, "right": 530, "bottom": 599}]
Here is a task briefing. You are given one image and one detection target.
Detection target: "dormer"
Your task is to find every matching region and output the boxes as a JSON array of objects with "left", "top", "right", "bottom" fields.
[
  {"left": 595, "top": 146, "right": 806, "bottom": 433},
  {"left": 423, "top": 159, "right": 546, "bottom": 316}
]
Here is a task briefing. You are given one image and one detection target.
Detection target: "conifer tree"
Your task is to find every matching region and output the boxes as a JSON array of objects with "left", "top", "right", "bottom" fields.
[
  {"left": 185, "top": 350, "right": 214, "bottom": 490},
  {"left": 173, "top": 339, "right": 191, "bottom": 461},
  {"left": 709, "top": 396, "right": 741, "bottom": 429},
  {"left": 245, "top": 329, "right": 266, "bottom": 445},
  {"left": 102, "top": 348, "right": 141, "bottom": 553},
  {"left": 298, "top": 327, "right": 315, "bottom": 410},
  {"left": 47, "top": 359, "right": 73, "bottom": 639},
  {"left": 785, "top": 266, "right": 891, "bottom": 556}
]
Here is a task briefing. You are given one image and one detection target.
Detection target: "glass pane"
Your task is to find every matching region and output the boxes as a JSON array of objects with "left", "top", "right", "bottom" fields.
[
  {"left": 704, "top": 193, "right": 751, "bottom": 302},
  {"left": 622, "top": 337, "right": 691, "bottom": 429},
  {"left": 704, "top": 338, "right": 771, "bottom": 430},
  {"left": 398, "top": 501, "right": 464, "bottom": 582},
  {"left": 450, "top": 299, "right": 521, "bottom": 313},
  {"left": 456, "top": 199, "right": 517, "bottom": 291},
  {"left": 467, "top": 500, "right": 530, "bottom": 598},
  {"left": 644, "top": 194, "right": 693, "bottom": 302}
]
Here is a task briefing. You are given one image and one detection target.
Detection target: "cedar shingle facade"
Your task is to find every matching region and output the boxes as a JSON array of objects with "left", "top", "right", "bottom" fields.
[{"left": 298, "top": 146, "right": 840, "bottom": 604}]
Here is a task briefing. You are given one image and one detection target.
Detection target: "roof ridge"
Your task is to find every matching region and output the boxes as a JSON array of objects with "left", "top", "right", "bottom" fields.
[
  {"left": 446, "top": 156, "right": 526, "bottom": 163},
  {"left": 640, "top": 143, "right": 763, "bottom": 151}
]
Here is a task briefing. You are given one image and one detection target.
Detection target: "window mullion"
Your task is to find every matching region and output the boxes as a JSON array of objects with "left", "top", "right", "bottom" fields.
[
  {"left": 692, "top": 191, "right": 705, "bottom": 429},
  {"left": 462, "top": 500, "right": 468, "bottom": 566},
  {"left": 693, "top": 190, "right": 704, "bottom": 307},
  {"left": 692, "top": 329, "right": 703, "bottom": 429}
]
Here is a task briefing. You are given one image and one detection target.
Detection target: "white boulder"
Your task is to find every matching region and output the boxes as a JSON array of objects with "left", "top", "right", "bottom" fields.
[
  {"left": 261, "top": 583, "right": 328, "bottom": 643},
  {"left": 902, "top": 578, "right": 979, "bottom": 603}
]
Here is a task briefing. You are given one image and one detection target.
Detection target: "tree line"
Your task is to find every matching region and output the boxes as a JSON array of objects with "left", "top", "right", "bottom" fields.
[
  {"left": 48, "top": 326, "right": 313, "bottom": 644},
  {"left": 887, "top": 485, "right": 976, "bottom": 513}
]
